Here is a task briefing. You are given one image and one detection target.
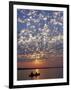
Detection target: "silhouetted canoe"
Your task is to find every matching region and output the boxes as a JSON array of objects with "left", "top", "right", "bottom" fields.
[{"left": 29, "top": 72, "right": 40, "bottom": 77}]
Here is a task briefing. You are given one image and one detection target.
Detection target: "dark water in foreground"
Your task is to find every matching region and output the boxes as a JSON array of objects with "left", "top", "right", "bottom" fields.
[{"left": 17, "top": 68, "right": 63, "bottom": 80}]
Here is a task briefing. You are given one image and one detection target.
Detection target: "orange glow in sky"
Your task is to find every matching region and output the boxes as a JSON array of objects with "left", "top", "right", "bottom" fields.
[{"left": 34, "top": 59, "right": 40, "bottom": 64}]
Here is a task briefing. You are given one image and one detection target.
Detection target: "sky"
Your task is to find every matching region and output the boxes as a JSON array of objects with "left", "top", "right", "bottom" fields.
[{"left": 17, "top": 9, "right": 63, "bottom": 55}]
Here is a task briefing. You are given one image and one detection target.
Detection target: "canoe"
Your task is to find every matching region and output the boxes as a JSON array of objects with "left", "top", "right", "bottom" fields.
[{"left": 29, "top": 72, "right": 40, "bottom": 77}]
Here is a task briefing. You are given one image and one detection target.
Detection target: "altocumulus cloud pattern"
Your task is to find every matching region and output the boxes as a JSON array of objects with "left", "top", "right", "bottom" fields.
[{"left": 17, "top": 9, "right": 63, "bottom": 56}]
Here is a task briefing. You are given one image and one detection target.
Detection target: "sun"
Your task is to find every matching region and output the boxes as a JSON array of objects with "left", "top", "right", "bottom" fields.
[{"left": 35, "top": 59, "right": 39, "bottom": 64}]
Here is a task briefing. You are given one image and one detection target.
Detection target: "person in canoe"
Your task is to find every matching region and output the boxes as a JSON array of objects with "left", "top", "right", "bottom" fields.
[{"left": 29, "top": 71, "right": 40, "bottom": 77}]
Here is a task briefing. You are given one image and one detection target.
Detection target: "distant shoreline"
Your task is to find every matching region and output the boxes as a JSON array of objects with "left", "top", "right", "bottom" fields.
[{"left": 17, "top": 67, "right": 63, "bottom": 70}]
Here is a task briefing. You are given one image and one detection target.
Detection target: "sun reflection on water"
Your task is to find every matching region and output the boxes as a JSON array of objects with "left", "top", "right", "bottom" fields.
[{"left": 35, "top": 69, "right": 39, "bottom": 73}]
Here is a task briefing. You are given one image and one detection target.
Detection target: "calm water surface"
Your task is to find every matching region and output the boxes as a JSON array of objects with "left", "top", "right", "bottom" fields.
[{"left": 17, "top": 68, "right": 63, "bottom": 80}]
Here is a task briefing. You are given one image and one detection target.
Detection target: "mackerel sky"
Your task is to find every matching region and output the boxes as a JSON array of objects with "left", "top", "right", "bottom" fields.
[{"left": 17, "top": 9, "right": 63, "bottom": 55}]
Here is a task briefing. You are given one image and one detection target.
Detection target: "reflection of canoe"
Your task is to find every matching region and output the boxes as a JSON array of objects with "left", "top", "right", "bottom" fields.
[{"left": 29, "top": 72, "right": 40, "bottom": 77}]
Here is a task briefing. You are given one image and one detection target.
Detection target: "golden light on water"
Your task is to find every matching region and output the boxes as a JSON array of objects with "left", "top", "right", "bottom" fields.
[
  {"left": 33, "top": 69, "right": 39, "bottom": 74},
  {"left": 35, "top": 69, "right": 39, "bottom": 73}
]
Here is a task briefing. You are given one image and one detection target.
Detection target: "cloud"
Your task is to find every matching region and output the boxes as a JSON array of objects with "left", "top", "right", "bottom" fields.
[
  {"left": 17, "top": 17, "right": 25, "bottom": 23},
  {"left": 49, "top": 18, "right": 63, "bottom": 26},
  {"left": 17, "top": 9, "right": 63, "bottom": 54}
]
